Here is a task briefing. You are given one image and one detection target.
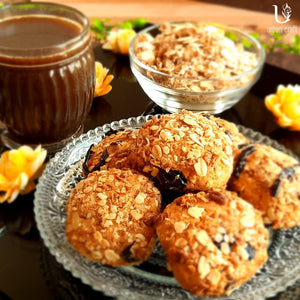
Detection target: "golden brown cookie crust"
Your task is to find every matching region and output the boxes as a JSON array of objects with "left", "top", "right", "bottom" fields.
[
  {"left": 83, "top": 129, "right": 138, "bottom": 175},
  {"left": 156, "top": 190, "right": 269, "bottom": 297},
  {"left": 228, "top": 143, "right": 300, "bottom": 229},
  {"left": 66, "top": 168, "right": 161, "bottom": 266},
  {"left": 210, "top": 115, "right": 249, "bottom": 157},
  {"left": 132, "top": 110, "right": 234, "bottom": 192}
]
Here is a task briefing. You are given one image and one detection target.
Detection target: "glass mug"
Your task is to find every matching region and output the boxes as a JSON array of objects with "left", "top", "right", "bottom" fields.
[{"left": 0, "top": 2, "right": 95, "bottom": 154}]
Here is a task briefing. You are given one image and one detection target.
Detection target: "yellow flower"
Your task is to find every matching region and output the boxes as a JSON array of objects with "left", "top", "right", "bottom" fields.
[
  {"left": 265, "top": 84, "right": 300, "bottom": 131},
  {"left": 0, "top": 145, "right": 47, "bottom": 203},
  {"left": 94, "top": 62, "right": 114, "bottom": 97},
  {"left": 103, "top": 28, "right": 136, "bottom": 55}
]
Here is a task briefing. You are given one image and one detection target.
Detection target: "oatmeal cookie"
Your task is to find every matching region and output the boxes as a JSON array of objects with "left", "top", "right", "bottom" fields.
[
  {"left": 209, "top": 115, "right": 249, "bottom": 159},
  {"left": 83, "top": 129, "right": 138, "bottom": 176},
  {"left": 133, "top": 110, "right": 234, "bottom": 192},
  {"left": 156, "top": 190, "right": 269, "bottom": 297},
  {"left": 65, "top": 168, "right": 161, "bottom": 266},
  {"left": 211, "top": 116, "right": 248, "bottom": 147},
  {"left": 228, "top": 143, "right": 300, "bottom": 229}
]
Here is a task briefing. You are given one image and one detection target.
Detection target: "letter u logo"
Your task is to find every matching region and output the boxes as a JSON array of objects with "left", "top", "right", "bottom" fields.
[{"left": 273, "top": 3, "right": 291, "bottom": 24}]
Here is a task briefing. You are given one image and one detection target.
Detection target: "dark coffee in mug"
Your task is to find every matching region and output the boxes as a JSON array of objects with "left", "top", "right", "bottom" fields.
[{"left": 0, "top": 3, "right": 95, "bottom": 152}]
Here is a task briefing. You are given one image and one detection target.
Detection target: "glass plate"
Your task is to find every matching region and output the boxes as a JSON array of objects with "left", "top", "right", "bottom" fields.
[{"left": 34, "top": 115, "right": 300, "bottom": 300}]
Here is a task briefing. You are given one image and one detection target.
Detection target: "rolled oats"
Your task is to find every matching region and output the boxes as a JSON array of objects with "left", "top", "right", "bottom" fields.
[
  {"left": 188, "top": 206, "right": 205, "bottom": 219},
  {"left": 174, "top": 221, "right": 186, "bottom": 233},
  {"left": 151, "top": 144, "right": 163, "bottom": 159},
  {"left": 134, "top": 22, "right": 258, "bottom": 94},
  {"left": 207, "top": 269, "right": 221, "bottom": 285},
  {"left": 194, "top": 158, "right": 208, "bottom": 176},
  {"left": 198, "top": 256, "right": 211, "bottom": 279},
  {"left": 104, "top": 249, "right": 120, "bottom": 262},
  {"left": 195, "top": 230, "right": 210, "bottom": 245}
]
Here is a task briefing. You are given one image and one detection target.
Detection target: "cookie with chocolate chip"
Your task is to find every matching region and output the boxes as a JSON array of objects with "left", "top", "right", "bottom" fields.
[
  {"left": 83, "top": 129, "right": 138, "bottom": 176},
  {"left": 228, "top": 143, "right": 300, "bottom": 229},
  {"left": 132, "top": 110, "right": 234, "bottom": 192},
  {"left": 156, "top": 190, "right": 269, "bottom": 297},
  {"left": 66, "top": 168, "right": 161, "bottom": 266},
  {"left": 210, "top": 115, "right": 249, "bottom": 158}
]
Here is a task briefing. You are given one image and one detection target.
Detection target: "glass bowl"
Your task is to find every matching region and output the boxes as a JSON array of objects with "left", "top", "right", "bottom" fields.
[{"left": 129, "top": 22, "right": 265, "bottom": 114}]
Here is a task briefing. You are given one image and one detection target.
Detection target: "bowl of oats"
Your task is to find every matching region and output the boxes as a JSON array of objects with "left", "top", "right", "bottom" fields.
[{"left": 129, "top": 22, "right": 265, "bottom": 114}]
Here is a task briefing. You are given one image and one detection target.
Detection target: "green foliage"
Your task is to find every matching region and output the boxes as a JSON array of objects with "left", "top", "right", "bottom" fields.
[
  {"left": 225, "top": 29, "right": 300, "bottom": 55},
  {"left": 120, "top": 18, "right": 148, "bottom": 30},
  {"left": 225, "top": 32, "right": 237, "bottom": 42},
  {"left": 225, "top": 31, "right": 254, "bottom": 48},
  {"left": 284, "top": 35, "right": 300, "bottom": 54},
  {"left": 254, "top": 31, "right": 300, "bottom": 55},
  {"left": 90, "top": 17, "right": 148, "bottom": 41},
  {"left": 90, "top": 18, "right": 113, "bottom": 41}
]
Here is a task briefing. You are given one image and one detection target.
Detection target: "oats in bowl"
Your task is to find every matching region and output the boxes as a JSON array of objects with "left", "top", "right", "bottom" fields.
[{"left": 129, "top": 22, "right": 265, "bottom": 113}]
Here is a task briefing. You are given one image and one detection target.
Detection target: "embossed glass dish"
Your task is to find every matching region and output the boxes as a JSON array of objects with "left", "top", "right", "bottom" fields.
[{"left": 34, "top": 115, "right": 300, "bottom": 300}]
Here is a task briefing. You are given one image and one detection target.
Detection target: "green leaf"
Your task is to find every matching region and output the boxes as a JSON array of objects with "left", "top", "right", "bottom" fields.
[
  {"left": 120, "top": 18, "right": 148, "bottom": 30},
  {"left": 225, "top": 32, "right": 237, "bottom": 42},
  {"left": 250, "top": 32, "right": 260, "bottom": 40},
  {"left": 271, "top": 31, "right": 284, "bottom": 40},
  {"left": 262, "top": 43, "right": 270, "bottom": 51},
  {"left": 120, "top": 20, "right": 134, "bottom": 29},
  {"left": 248, "top": 30, "right": 300, "bottom": 55},
  {"left": 292, "top": 35, "right": 300, "bottom": 47},
  {"left": 242, "top": 39, "right": 253, "bottom": 48},
  {"left": 273, "top": 42, "right": 284, "bottom": 48},
  {"left": 92, "top": 18, "right": 104, "bottom": 30},
  {"left": 90, "top": 17, "right": 148, "bottom": 41},
  {"left": 90, "top": 18, "right": 115, "bottom": 40},
  {"left": 131, "top": 18, "right": 148, "bottom": 28}
]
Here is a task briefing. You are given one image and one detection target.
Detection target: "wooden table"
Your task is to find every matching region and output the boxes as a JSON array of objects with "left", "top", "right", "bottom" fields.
[
  {"left": 33, "top": 0, "right": 300, "bottom": 28},
  {"left": 33, "top": 0, "right": 300, "bottom": 73}
]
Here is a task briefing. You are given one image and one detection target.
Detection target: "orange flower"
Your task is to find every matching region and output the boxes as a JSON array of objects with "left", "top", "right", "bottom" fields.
[
  {"left": 94, "top": 62, "right": 114, "bottom": 97},
  {"left": 265, "top": 84, "right": 300, "bottom": 131},
  {"left": 103, "top": 28, "right": 136, "bottom": 55},
  {"left": 0, "top": 145, "right": 47, "bottom": 203}
]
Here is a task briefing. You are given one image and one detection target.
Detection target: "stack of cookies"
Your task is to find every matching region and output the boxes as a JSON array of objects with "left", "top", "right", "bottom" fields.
[{"left": 65, "top": 110, "right": 300, "bottom": 297}]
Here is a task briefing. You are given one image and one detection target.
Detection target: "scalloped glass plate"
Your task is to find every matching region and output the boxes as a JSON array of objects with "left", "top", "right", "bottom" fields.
[{"left": 34, "top": 115, "right": 300, "bottom": 300}]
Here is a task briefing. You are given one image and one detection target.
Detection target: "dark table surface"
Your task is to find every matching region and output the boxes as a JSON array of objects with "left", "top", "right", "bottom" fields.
[{"left": 0, "top": 46, "right": 300, "bottom": 300}]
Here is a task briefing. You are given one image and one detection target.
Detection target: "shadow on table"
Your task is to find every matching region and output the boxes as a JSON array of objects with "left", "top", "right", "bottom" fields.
[{"left": 40, "top": 245, "right": 115, "bottom": 300}]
